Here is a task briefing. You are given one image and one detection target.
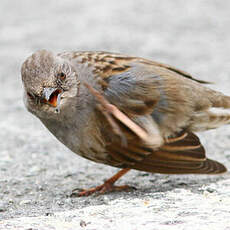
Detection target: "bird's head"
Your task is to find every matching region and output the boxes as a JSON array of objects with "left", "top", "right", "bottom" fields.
[{"left": 21, "top": 50, "right": 79, "bottom": 119}]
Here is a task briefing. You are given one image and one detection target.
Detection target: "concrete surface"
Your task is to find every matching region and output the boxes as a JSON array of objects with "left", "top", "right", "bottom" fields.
[{"left": 1, "top": 0, "right": 230, "bottom": 229}]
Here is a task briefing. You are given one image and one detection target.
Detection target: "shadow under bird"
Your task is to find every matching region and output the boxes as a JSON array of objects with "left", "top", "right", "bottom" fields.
[{"left": 21, "top": 50, "right": 230, "bottom": 196}]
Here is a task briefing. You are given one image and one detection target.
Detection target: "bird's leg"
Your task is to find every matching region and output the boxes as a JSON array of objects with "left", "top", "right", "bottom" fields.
[{"left": 71, "top": 168, "right": 132, "bottom": 197}]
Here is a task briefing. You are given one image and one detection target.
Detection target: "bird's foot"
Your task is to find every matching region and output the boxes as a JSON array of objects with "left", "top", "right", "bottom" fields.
[
  {"left": 71, "top": 182, "right": 134, "bottom": 197},
  {"left": 70, "top": 168, "right": 133, "bottom": 197}
]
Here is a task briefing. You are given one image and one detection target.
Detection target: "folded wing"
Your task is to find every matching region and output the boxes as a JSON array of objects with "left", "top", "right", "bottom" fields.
[{"left": 106, "top": 131, "right": 226, "bottom": 174}]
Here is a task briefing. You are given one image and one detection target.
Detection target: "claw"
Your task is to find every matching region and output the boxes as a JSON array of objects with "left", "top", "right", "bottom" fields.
[
  {"left": 71, "top": 184, "right": 135, "bottom": 197},
  {"left": 70, "top": 168, "right": 131, "bottom": 197}
]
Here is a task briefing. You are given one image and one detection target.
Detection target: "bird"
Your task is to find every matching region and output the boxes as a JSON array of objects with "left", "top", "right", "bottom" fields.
[{"left": 21, "top": 49, "right": 230, "bottom": 196}]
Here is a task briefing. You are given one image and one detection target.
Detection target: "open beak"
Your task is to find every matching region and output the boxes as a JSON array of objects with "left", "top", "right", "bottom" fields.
[{"left": 42, "top": 88, "right": 62, "bottom": 107}]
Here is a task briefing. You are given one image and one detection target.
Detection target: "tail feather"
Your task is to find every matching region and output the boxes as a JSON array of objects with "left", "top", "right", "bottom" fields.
[
  {"left": 191, "top": 108, "right": 230, "bottom": 131},
  {"left": 208, "top": 89, "right": 230, "bottom": 108},
  {"left": 214, "top": 95, "right": 230, "bottom": 108}
]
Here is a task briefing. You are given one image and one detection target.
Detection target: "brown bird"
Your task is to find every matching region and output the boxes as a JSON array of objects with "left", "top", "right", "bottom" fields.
[{"left": 21, "top": 50, "right": 230, "bottom": 196}]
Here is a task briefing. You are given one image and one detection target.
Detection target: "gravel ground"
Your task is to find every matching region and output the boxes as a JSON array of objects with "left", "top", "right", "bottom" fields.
[{"left": 1, "top": 0, "right": 230, "bottom": 229}]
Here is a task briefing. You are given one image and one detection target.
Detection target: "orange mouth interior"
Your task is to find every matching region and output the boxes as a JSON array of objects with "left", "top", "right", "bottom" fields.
[{"left": 44, "top": 89, "right": 62, "bottom": 107}]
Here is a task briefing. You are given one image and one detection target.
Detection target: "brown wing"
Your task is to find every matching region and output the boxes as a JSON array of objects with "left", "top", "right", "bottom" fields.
[
  {"left": 132, "top": 132, "right": 226, "bottom": 174},
  {"left": 140, "top": 59, "right": 210, "bottom": 84},
  {"left": 66, "top": 51, "right": 210, "bottom": 84},
  {"left": 106, "top": 131, "right": 226, "bottom": 175},
  {"left": 85, "top": 81, "right": 226, "bottom": 175}
]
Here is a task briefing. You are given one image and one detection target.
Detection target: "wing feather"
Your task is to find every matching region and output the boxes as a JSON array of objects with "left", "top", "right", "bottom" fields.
[{"left": 106, "top": 131, "right": 226, "bottom": 174}]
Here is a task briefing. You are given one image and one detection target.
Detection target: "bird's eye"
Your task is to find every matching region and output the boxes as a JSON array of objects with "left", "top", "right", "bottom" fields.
[{"left": 56, "top": 72, "right": 66, "bottom": 81}]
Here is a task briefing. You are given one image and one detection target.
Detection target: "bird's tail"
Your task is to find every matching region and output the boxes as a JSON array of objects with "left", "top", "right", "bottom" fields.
[
  {"left": 208, "top": 89, "right": 230, "bottom": 109},
  {"left": 191, "top": 89, "right": 230, "bottom": 131}
]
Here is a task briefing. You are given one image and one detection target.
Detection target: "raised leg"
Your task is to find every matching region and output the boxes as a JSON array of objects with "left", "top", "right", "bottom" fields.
[{"left": 71, "top": 168, "right": 132, "bottom": 197}]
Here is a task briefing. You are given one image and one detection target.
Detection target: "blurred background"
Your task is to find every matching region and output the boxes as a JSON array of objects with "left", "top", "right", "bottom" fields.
[{"left": 1, "top": 0, "right": 230, "bottom": 228}]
